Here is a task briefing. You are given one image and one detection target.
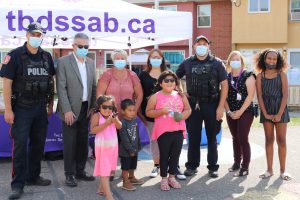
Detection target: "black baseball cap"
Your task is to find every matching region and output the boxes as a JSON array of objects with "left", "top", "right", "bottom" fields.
[
  {"left": 194, "top": 35, "right": 210, "bottom": 44},
  {"left": 26, "top": 22, "right": 46, "bottom": 34}
]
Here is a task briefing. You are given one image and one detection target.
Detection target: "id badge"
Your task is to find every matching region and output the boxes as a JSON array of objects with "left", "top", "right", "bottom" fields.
[{"left": 237, "top": 93, "right": 242, "bottom": 101}]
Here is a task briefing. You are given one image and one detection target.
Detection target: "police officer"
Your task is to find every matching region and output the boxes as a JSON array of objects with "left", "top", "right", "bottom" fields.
[
  {"left": 176, "top": 35, "right": 228, "bottom": 178},
  {"left": 0, "top": 22, "right": 55, "bottom": 199}
]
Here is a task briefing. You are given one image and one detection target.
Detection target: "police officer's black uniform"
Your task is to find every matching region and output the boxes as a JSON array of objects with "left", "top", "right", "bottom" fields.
[
  {"left": 0, "top": 41, "right": 55, "bottom": 193},
  {"left": 176, "top": 53, "right": 227, "bottom": 175}
]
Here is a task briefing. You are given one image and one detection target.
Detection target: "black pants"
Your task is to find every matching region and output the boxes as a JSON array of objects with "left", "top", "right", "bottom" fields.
[
  {"left": 10, "top": 102, "right": 48, "bottom": 189},
  {"left": 62, "top": 102, "right": 89, "bottom": 176},
  {"left": 120, "top": 156, "right": 138, "bottom": 170},
  {"left": 185, "top": 100, "right": 219, "bottom": 172},
  {"left": 157, "top": 131, "right": 183, "bottom": 177}
]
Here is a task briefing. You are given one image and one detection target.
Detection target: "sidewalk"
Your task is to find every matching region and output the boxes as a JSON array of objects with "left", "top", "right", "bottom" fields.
[{"left": 1, "top": 126, "right": 299, "bottom": 200}]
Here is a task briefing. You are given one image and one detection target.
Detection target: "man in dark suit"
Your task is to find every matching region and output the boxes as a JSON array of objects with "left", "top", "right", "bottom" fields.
[{"left": 56, "top": 33, "right": 96, "bottom": 187}]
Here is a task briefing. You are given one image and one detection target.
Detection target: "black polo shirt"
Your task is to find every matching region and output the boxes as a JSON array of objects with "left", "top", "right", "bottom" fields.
[
  {"left": 176, "top": 54, "right": 227, "bottom": 86},
  {"left": 0, "top": 42, "right": 55, "bottom": 80}
]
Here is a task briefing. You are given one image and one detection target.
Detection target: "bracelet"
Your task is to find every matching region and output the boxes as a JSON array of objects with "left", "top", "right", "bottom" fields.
[{"left": 226, "top": 110, "right": 232, "bottom": 114}]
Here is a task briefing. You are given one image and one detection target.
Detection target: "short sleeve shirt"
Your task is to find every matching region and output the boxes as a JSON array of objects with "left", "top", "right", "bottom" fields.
[
  {"left": 0, "top": 42, "right": 55, "bottom": 80},
  {"left": 98, "top": 68, "right": 140, "bottom": 114}
]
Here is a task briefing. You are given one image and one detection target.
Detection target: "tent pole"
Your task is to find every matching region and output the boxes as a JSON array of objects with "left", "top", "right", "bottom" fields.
[{"left": 128, "top": 36, "right": 132, "bottom": 71}]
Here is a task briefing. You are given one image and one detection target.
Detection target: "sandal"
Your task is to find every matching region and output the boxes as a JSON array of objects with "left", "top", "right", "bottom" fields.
[
  {"left": 96, "top": 191, "right": 104, "bottom": 196},
  {"left": 233, "top": 168, "right": 248, "bottom": 177},
  {"left": 280, "top": 173, "right": 292, "bottom": 181},
  {"left": 160, "top": 178, "right": 170, "bottom": 191},
  {"left": 259, "top": 171, "right": 273, "bottom": 179},
  {"left": 168, "top": 177, "right": 181, "bottom": 189}
]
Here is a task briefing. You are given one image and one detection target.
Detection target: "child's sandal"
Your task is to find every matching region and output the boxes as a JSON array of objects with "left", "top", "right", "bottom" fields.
[
  {"left": 259, "top": 171, "right": 273, "bottom": 179},
  {"left": 168, "top": 177, "right": 181, "bottom": 189},
  {"left": 280, "top": 173, "right": 292, "bottom": 181},
  {"left": 160, "top": 178, "right": 170, "bottom": 191}
]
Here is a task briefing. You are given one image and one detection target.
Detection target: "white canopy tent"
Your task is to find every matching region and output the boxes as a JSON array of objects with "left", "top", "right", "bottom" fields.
[{"left": 0, "top": 0, "right": 192, "bottom": 50}]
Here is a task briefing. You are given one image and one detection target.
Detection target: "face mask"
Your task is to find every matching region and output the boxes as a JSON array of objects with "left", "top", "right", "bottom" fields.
[
  {"left": 196, "top": 45, "right": 208, "bottom": 56},
  {"left": 28, "top": 37, "right": 43, "bottom": 48},
  {"left": 114, "top": 60, "right": 127, "bottom": 70},
  {"left": 230, "top": 61, "right": 241, "bottom": 69},
  {"left": 76, "top": 48, "right": 88, "bottom": 57},
  {"left": 265, "top": 64, "right": 276, "bottom": 69},
  {"left": 150, "top": 58, "right": 162, "bottom": 68}
]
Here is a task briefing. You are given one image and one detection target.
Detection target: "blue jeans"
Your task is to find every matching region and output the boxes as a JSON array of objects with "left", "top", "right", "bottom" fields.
[{"left": 10, "top": 102, "right": 48, "bottom": 189}]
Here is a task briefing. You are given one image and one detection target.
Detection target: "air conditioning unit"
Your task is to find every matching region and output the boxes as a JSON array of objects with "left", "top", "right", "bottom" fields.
[{"left": 290, "top": 12, "right": 300, "bottom": 21}]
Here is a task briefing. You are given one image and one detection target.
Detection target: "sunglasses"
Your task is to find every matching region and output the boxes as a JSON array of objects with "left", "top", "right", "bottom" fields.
[
  {"left": 163, "top": 78, "right": 175, "bottom": 83},
  {"left": 101, "top": 105, "right": 114, "bottom": 110},
  {"left": 75, "top": 44, "right": 89, "bottom": 49}
]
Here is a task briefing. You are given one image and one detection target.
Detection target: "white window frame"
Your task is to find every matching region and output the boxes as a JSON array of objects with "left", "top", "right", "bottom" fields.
[
  {"left": 197, "top": 4, "right": 211, "bottom": 28},
  {"left": 248, "top": 0, "right": 270, "bottom": 13},
  {"left": 104, "top": 51, "right": 114, "bottom": 68},
  {"left": 161, "top": 50, "right": 185, "bottom": 71},
  {"left": 287, "top": 48, "right": 300, "bottom": 85},
  {"left": 290, "top": 0, "right": 300, "bottom": 21},
  {"left": 152, "top": 5, "right": 177, "bottom": 11}
]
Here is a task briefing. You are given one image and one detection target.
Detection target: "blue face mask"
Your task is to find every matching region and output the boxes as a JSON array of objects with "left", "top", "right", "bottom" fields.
[
  {"left": 150, "top": 58, "right": 162, "bottom": 68},
  {"left": 230, "top": 61, "right": 241, "bottom": 69},
  {"left": 196, "top": 45, "right": 208, "bottom": 56},
  {"left": 28, "top": 37, "right": 43, "bottom": 48},
  {"left": 114, "top": 60, "right": 127, "bottom": 70},
  {"left": 76, "top": 48, "right": 88, "bottom": 57}
]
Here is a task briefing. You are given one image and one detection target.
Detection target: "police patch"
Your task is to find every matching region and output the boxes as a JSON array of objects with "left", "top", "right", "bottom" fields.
[{"left": 2, "top": 55, "right": 11, "bottom": 64}]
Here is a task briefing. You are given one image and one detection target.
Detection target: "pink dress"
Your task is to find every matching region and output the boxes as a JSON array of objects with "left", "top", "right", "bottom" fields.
[
  {"left": 93, "top": 113, "right": 118, "bottom": 177},
  {"left": 152, "top": 91, "right": 187, "bottom": 141}
]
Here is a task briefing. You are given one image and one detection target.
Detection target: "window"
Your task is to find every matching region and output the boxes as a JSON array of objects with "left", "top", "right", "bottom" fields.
[
  {"left": 0, "top": 51, "right": 8, "bottom": 63},
  {"left": 87, "top": 51, "right": 96, "bottom": 68},
  {"left": 104, "top": 51, "right": 113, "bottom": 68},
  {"left": 162, "top": 50, "right": 185, "bottom": 72},
  {"left": 290, "top": 0, "right": 300, "bottom": 20},
  {"left": 197, "top": 5, "right": 211, "bottom": 27},
  {"left": 152, "top": 5, "right": 177, "bottom": 11},
  {"left": 248, "top": 0, "right": 270, "bottom": 13},
  {"left": 288, "top": 50, "right": 300, "bottom": 85}
]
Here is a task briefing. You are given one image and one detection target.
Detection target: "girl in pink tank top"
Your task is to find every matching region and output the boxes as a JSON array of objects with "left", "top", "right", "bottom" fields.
[
  {"left": 90, "top": 95, "right": 122, "bottom": 200},
  {"left": 146, "top": 71, "right": 191, "bottom": 191}
]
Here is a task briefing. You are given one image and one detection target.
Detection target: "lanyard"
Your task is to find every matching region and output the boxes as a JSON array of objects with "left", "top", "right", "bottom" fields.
[{"left": 230, "top": 68, "right": 244, "bottom": 91}]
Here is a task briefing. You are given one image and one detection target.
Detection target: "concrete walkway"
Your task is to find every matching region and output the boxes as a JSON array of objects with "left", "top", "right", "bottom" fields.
[{"left": 1, "top": 126, "right": 299, "bottom": 200}]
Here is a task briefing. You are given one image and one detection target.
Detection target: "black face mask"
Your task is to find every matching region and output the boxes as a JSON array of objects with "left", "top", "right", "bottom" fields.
[{"left": 265, "top": 64, "right": 276, "bottom": 69}]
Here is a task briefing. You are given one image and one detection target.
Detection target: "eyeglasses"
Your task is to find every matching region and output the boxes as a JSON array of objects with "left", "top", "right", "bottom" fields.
[
  {"left": 101, "top": 105, "right": 114, "bottom": 110},
  {"left": 163, "top": 78, "right": 175, "bottom": 83},
  {"left": 75, "top": 44, "right": 89, "bottom": 49}
]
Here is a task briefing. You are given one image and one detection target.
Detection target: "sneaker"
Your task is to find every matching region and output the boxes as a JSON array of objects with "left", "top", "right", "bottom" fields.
[
  {"left": 184, "top": 168, "right": 198, "bottom": 176},
  {"left": 176, "top": 167, "right": 186, "bottom": 180},
  {"left": 26, "top": 176, "right": 51, "bottom": 186},
  {"left": 150, "top": 166, "right": 160, "bottom": 178},
  {"left": 8, "top": 188, "right": 23, "bottom": 200},
  {"left": 208, "top": 171, "right": 219, "bottom": 178},
  {"left": 228, "top": 163, "right": 240, "bottom": 172},
  {"left": 65, "top": 175, "right": 78, "bottom": 187},
  {"left": 75, "top": 173, "right": 95, "bottom": 181}
]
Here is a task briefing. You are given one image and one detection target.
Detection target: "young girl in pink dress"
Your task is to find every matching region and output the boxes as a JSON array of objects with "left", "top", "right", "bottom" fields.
[{"left": 90, "top": 95, "right": 122, "bottom": 200}]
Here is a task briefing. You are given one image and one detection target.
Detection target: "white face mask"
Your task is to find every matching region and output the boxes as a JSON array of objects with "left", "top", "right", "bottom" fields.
[
  {"left": 196, "top": 45, "right": 208, "bottom": 56},
  {"left": 230, "top": 60, "right": 241, "bottom": 69}
]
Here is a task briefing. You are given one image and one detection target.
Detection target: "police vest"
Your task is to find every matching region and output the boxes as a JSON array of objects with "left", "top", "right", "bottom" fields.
[
  {"left": 186, "top": 56, "right": 219, "bottom": 103},
  {"left": 12, "top": 51, "right": 53, "bottom": 102}
]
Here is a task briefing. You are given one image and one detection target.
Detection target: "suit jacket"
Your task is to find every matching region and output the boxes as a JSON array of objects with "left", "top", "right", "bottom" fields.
[{"left": 56, "top": 53, "right": 96, "bottom": 121}]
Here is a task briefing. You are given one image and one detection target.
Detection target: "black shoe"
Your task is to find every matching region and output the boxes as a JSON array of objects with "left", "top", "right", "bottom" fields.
[
  {"left": 234, "top": 168, "right": 249, "bottom": 177},
  {"left": 228, "top": 163, "right": 240, "bottom": 172},
  {"left": 208, "top": 171, "right": 219, "bottom": 178},
  {"left": 75, "top": 173, "right": 95, "bottom": 181},
  {"left": 184, "top": 168, "right": 198, "bottom": 176},
  {"left": 8, "top": 188, "right": 23, "bottom": 199},
  {"left": 66, "top": 175, "right": 78, "bottom": 187},
  {"left": 26, "top": 176, "right": 51, "bottom": 186}
]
